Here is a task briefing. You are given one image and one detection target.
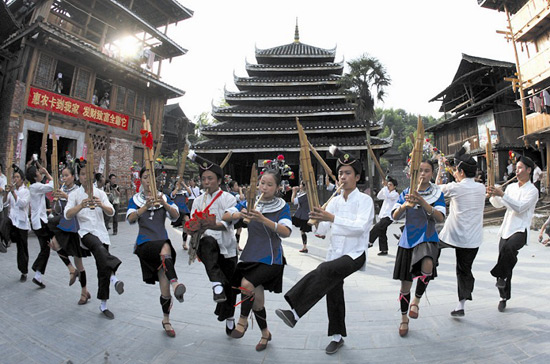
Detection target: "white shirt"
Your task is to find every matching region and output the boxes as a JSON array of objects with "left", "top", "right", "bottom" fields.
[
  {"left": 376, "top": 186, "right": 399, "bottom": 220},
  {"left": 188, "top": 186, "right": 200, "bottom": 200},
  {"left": 29, "top": 180, "right": 54, "bottom": 230},
  {"left": 65, "top": 186, "right": 114, "bottom": 245},
  {"left": 438, "top": 178, "right": 486, "bottom": 248},
  {"left": 4, "top": 185, "right": 29, "bottom": 230},
  {"left": 507, "top": 163, "right": 513, "bottom": 175},
  {"left": 533, "top": 166, "right": 543, "bottom": 183},
  {"left": 191, "top": 188, "right": 237, "bottom": 258},
  {"left": 0, "top": 174, "right": 7, "bottom": 190},
  {"left": 314, "top": 188, "right": 374, "bottom": 270},
  {"left": 490, "top": 181, "right": 538, "bottom": 241}
]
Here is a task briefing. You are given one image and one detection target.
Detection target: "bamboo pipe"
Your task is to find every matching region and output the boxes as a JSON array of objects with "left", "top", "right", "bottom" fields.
[
  {"left": 307, "top": 140, "right": 337, "bottom": 182},
  {"left": 220, "top": 151, "right": 233, "bottom": 169},
  {"left": 243, "top": 192, "right": 264, "bottom": 224},
  {"left": 307, "top": 183, "right": 344, "bottom": 226}
]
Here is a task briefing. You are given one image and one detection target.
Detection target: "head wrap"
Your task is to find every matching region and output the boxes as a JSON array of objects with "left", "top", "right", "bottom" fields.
[
  {"left": 188, "top": 150, "right": 223, "bottom": 180},
  {"left": 453, "top": 147, "right": 477, "bottom": 175},
  {"left": 516, "top": 155, "right": 534, "bottom": 170},
  {"left": 329, "top": 145, "right": 362, "bottom": 175}
]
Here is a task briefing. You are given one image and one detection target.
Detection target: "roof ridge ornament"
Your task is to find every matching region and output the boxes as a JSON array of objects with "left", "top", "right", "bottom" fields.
[{"left": 294, "top": 17, "right": 300, "bottom": 43}]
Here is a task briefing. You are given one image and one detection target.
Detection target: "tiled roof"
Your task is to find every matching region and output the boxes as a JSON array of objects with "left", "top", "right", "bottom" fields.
[
  {"left": 194, "top": 134, "right": 392, "bottom": 152},
  {"left": 255, "top": 42, "right": 336, "bottom": 57},
  {"left": 246, "top": 62, "right": 344, "bottom": 71},
  {"left": 123, "top": 0, "right": 194, "bottom": 28},
  {"left": 225, "top": 90, "right": 349, "bottom": 100},
  {"left": 201, "top": 119, "right": 383, "bottom": 135},
  {"left": 212, "top": 104, "right": 356, "bottom": 117},
  {"left": 235, "top": 75, "right": 341, "bottom": 85}
]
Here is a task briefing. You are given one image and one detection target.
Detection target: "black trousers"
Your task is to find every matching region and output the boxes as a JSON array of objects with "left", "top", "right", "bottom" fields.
[
  {"left": 369, "top": 217, "right": 392, "bottom": 252},
  {"left": 196, "top": 236, "right": 237, "bottom": 321},
  {"left": 80, "top": 233, "right": 122, "bottom": 300},
  {"left": 112, "top": 204, "right": 119, "bottom": 233},
  {"left": 454, "top": 246, "right": 479, "bottom": 301},
  {"left": 490, "top": 231, "right": 527, "bottom": 300},
  {"left": 31, "top": 222, "right": 52, "bottom": 274},
  {"left": 12, "top": 226, "right": 29, "bottom": 274},
  {"left": 284, "top": 253, "right": 366, "bottom": 337}
]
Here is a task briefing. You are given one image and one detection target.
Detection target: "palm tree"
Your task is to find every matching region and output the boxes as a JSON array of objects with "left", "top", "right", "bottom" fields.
[{"left": 340, "top": 54, "right": 391, "bottom": 198}]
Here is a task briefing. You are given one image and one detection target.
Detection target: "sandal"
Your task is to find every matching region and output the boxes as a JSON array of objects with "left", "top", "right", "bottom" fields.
[
  {"left": 69, "top": 268, "right": 80, "bottom": 286},
  {"left": 409, "top": 303, "right": 419, "bottom": 319},
  {"left": 256, "top": 332, "right": 272, "bottom": 351},
  {"left": 230, "top": 320, "right": 248, "bottom": 339},
  {"left": 399, "top": 321, "right": 409, "bottom": 337},
  {"left": 174, "top": 283, "right": 186, "bottom": 303},
  {"left": 78, "top": 291, "right": 91, "bottom": 305},
  {"left": 162, "top": 322, "right": 176, "bottom": 338}
]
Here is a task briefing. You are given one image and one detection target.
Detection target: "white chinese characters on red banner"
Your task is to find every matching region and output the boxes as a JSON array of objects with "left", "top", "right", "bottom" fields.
[{"left": 27, "top": 87, "right": 129, "bottom": 130}]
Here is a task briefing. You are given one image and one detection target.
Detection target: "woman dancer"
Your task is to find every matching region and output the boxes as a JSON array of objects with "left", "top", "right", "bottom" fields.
[
  {"left": 226, "top": 168, "right": 292, "bottom": 351},
  {"left": 3, "top": 166, "right": 30, "bottom": 281},
  {"left": 48, "top": 165, "right": 92, "bottom": 304},
  {"left": 392, "top": 160, "right": 446, "bottom": 336},
  {"left": 291, "top": 181, "right": 311, "bottom": 253},
  {"left": 127, "top": 167, "right": 186, "bottom": 337}
]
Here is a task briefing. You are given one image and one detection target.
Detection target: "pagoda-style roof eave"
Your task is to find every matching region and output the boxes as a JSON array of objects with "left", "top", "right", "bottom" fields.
[
  {"left": 224, "top": 94, "right": 348, "bottom": 102},
  {"left": 193, "top": 143, "right": 391, "bottom": 154},
  {"left": 245, "top": 63, "right": 344, "bottom": 72},
  {"left": 235, "top": 80, "right": 340, "bottom": 88},
  {"left": 212, "top": 110, "right": 355, "bottom": 119},
  {"left": 201, "top": 127, "right": 370, "bottom": 136}
]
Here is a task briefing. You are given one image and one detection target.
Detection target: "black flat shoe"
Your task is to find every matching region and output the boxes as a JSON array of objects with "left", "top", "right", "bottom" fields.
[
  {"left": 225, "top": 320, "right": 235, "bottom": 337},
  {"left": 377, "top": 251, "right": 388, "bottom": 256},
  {"left": 114, "top": 281, "right": 124, "bottom": 295},
  {"left": 325, "top": 338, "right": 344, "bottom": 355},
  {"left": 20, "top": 274, "right": 27, "bottom": 282},
  {"left": 299, "top": 248, "right": 308, "bottom": 253},
  {"left": 213, "top": 285, "right": 226, "bottom": 303},
  {"left": 174, "top": 283, "right": 186, "bottom": 303},
  {"left": 32, "top": 278, "right": 46, "bottom": 289},
  {"left": 498, "top": 300, "right": 507, "bottom": 312},
  {"left": 450, "top": 309, "right": 465, "bottom": 317},
  {"left": 275, "top": 309, "right": 297, "bottom": 328},
  {"left": 101, "top": 308, "right": 115, "bottom": 320}
]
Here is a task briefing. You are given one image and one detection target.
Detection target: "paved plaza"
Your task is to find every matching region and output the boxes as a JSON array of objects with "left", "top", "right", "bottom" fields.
[{"left": 1, "top": 219, "right": 550, "bottom": 364}]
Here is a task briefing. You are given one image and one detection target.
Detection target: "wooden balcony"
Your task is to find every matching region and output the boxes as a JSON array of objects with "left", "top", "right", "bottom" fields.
[
  {"left": 526, "top": 111, "right": 550, "bottom": 134},
  {"left": 511, "top": 0, "right": 550, "bottom": 42},
  {"left": 520, "top": 44, "right": 550, "bottom": 88}
]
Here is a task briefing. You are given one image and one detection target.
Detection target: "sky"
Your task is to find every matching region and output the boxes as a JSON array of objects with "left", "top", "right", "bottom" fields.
[{"left": 162, "top": 0, "right": 516, "bottom": 122}]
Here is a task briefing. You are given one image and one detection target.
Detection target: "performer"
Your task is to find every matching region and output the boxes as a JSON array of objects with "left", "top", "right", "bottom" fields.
[
  {"left": 436, "top": 148, "right": 485, "bottom": 317},
  {"left": 48, "top": 165, "right": 92, "bottom": 304},
  {"left": 65, "top": 159, "right": 124, "bottom": 319},
  {"left": 291, "top": 181, "right": 311, "bottom": 253},
  {"left": 184, "top": 151, "right": 238, "bottom": 334},
  {"left": 226, "top": 167, "right": 292, "bottom": 351},
  {"left": 26, "top": 164, "right": 55, "bottom": 289},
  {"left": 276, "top": 146, "right": 374, "bottom": 355},
  {"left": 3, "top": 166, "right": 29, "bottom": 281},
  {"left": 391, "top": 159, "right": 446, "bottom": 337},
  {"left": 126, "top": 167, "right": 186, "bottom": 337},
  {"left": 369, "top": 177, "right": 399, "bottom": 256},
  {"left": 185, "top": 178, "right": 201, "bottom": 211},
  {"left": 487, "top": 155, "right": 538, "bottom": 312},
  {"left": 106, "top": 174, "right": 121, "bottom": 235},
  {"left": 228, "top": 180, "right": 245, "bottom": 251},
  {"left": 170, "top": 177, "right": 191, "bottom": 250}
]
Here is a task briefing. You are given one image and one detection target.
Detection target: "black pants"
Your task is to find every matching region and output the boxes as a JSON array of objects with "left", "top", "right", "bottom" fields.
[
  {"left": 490, "top": 231, "right": 527, "bottom": 300},
  {"left": 80, "top": 233, "right": 122, "bottom": 300},
  {"left": 284, "top": 253, "right": 366, "bottom": 337},
  {"left": 112, "top": 204, "right": 118, "bottom": 233},
  {"left": 454, "top": 247, "right": 479, "bottom": 301},
  {"left": 12, "top": 226, "right": 29, "bottom": 274},
  {"left": 369, "top": 217, "right": 392, "bottom": 252},
  {"left": 31, "top": 222, "right": 52, "bottom": 274},
  {"left": 196, "top": 236, "right": 237, "bottom": 321},
  {"left": 535, "top": 181, "right": 541, "bottom": 198}
]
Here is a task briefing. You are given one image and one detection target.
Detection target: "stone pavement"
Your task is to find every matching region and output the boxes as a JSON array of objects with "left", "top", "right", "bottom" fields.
[{"left": 1, "top": 220, "right": 550, "bottom": 364}]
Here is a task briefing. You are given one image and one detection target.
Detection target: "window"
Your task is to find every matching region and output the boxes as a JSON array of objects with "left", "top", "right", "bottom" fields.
[
  {"left": 53, "top": 60, "right": 75, "bottom": 96},
  {"left": 133, "top": 146, "right": 144, "bottom": 166},
  {"left": 73, "top": 68, "right": 91, "bottom": 100},
  {"left": 94, "top": 76, "right": 112, "bottom": 109},
  {"left": 126, "top": 89, "right": 136, "bottom": 114},
  {"left": 34, "top": 53, "right": 56, "bottom": 89}
]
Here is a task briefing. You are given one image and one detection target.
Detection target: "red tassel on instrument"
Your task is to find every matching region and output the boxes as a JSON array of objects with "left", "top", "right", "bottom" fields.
[{"left": 140, "top": 129, "right": 154, "bottom": 149}]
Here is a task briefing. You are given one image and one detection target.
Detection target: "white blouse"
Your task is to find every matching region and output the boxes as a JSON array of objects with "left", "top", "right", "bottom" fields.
[
  {"left": 4, "top": 185, "right": 30, "bottom": 230},
  {"left": 29, "top": 180, "right": 54, "bottom": 230}
]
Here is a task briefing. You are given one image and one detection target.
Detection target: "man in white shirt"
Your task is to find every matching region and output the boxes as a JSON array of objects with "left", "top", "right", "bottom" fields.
[
  {"left": 369, "top": 177, "right": 399, "bottom": 256},
  {"left": 487, "top": 155, "right": 538, "bottom": 312},
  {"left": 437, "top": 148, "right": 486, "bottom": 317},
  {"left": 276, "top": 146, "right": 374, "bottom": 355},
  {"left": 532, "top": 163, "right": 542, "bottom": 198},
  {"left": 185, "top": 151, "right": 238, "bottom": 334},
  {"left": 65, "top": 160, "right": 124, "bottom": 320},
  {"left": 26, "top": 165, "right": 54, "bottom": 288}
]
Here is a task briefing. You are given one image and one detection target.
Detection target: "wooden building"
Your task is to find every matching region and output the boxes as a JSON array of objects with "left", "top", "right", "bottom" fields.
[
  {"left": 479, "top": 0, "right": 550, "bottom": 190},
  {"left": 427, "top": 54, "right": 524, "bottom": 180},
  {"left": 0, "top": 0, "right": 192, "bottom": 191},
  {"left": 193, "top": 25, "right": 392, "bottom": 186},
  {"left": 161, "top": 104, "right": 194, "bottom": 157}
]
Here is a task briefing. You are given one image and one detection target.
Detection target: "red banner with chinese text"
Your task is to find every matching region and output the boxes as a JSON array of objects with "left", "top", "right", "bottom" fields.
[{"left": 27, "top": 87, "right": 129, "bottom": 130}]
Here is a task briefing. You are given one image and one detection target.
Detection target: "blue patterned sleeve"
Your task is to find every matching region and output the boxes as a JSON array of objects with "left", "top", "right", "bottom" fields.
[
  {"left": 278, "top": 203, "right": 292, "bottom": 230},
  {"left": 126, "top": 197, "right": 138, "bottom": 224},
  {"left": 434, "top": 191, "right": 446, "bottom": 216}
]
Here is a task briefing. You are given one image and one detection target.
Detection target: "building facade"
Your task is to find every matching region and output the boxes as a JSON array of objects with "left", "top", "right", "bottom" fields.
[
  {"left": 0, "top": 0, "right": 192, "bottom": 194},
  {"left": 194, "top": 26, "right": 392, "bottom": 187},
  {"left": 428, "top": 54, "right": 524, "bottom": 180}
]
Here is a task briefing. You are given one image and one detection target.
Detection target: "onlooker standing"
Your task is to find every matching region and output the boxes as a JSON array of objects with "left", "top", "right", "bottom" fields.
[
  {"left": 532, "top": 163, "right": 542, "bottom": 198},
  {"left": 107, "top": 174, "right": 121, "bottom": 235},
  {"left": 369, "top": 177, "right": 399, "bottom": 256}
]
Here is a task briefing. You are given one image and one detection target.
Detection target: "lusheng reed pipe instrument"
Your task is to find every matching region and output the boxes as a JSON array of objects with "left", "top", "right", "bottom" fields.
[
  {"left": 307, "top": 140, "right": 337, "bottom": 183},
  {"left": 84, "top": 136, "right": 96, "bottom": 209},
  {"left": 409, "top": 116, "right": 425, "bottom": 193},
  {"left": 142, "top": 113, "right": 160, "bottom": 206},
  {"left": 220, "top": 151, "right": 233, "bottom": 169},
  {"left": 296, "top": 118, "right": 320, "bottom": 226},
  {"left": 485, "top": 126, "right": 495, "bottom": 189},
  {"left": 367, "top": 142, "right": 387, "bottom": 184},
  {"left": 6, "top": 138, "right": 14, "bottom": 185},
  {"left": 316, "top": 183, "right": 344, "bottom": 214},
  {"left": 243, "top": 163, "right": 258, "bottom": 224},
  {"left": 177, "top": 143, "right": 190, "bottom": 180},
  {"left": 40, "top": 113, "right": 49, "bottom": 169},
  {"left": 51, "top": 132, "right": 60, "bottom": 201}
]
